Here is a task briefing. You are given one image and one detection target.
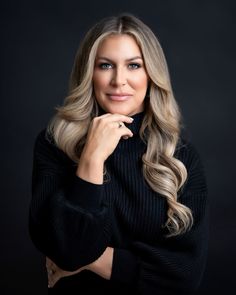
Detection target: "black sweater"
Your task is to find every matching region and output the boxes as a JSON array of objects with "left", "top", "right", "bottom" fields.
[{"left": 29, "top": 112, "right": 208, "bottom": 295}]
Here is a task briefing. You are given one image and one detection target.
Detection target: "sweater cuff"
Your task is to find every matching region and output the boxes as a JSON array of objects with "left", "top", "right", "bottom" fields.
[
  {"left": 111, "top": 248, "right": 138, "bottom": 284},
  {"left": 66, "top": 176, "right": 104, "bottom": 211}
]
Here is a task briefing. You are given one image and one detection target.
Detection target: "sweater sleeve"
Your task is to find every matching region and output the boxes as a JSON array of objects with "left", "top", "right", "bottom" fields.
[
  {"left": 110, "top": 141, "right": 209, "bottom": 295},
  {"left": 28, "top": 129, "right": 110, "bottom": 271}
]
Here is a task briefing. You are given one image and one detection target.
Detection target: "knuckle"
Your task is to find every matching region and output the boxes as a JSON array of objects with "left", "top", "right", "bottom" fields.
[
  {"left": 91, "top": 117, "right": 98, "bottom": 126},
  {"left": 93, "top": 116, "right": 104, "bottom": 126}
]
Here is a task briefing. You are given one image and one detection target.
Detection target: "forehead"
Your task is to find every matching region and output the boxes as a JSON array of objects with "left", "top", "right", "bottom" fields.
[{"left": 96, "top": 34, "right": 142, "bottom": 58}]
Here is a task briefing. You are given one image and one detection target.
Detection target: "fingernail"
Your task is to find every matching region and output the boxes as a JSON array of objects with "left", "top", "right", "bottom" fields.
[{"left": 129, "top": 117, "right": 134, "bottom": 121}]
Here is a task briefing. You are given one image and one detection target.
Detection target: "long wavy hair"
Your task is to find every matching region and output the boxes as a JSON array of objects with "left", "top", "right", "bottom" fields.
[{"left": 47, "top": 13, "right": 193, "bottom": 236}]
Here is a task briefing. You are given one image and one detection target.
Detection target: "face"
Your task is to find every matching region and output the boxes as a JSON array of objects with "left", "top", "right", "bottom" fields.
[{"left": 93, "top": 34, "right": 149, "bottom": 116}]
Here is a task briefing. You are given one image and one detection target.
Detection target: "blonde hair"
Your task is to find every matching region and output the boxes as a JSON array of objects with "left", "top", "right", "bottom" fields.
[{"left": 47, "top": 13, "right": 193, "bottom": 236}]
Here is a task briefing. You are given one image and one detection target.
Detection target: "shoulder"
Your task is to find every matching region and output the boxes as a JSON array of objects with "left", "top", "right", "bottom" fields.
[
  {"left": 34, "top": 128, "right": 56, "bottom": 153},
  {"left": 175, "top": 137, "right": 208, "bottom": 194},
  {"left": 33, "top": 128, "right": 71, "bottom": 165},
  {"left": 175, "top": 137, "right": 203, "bottom": 170}
]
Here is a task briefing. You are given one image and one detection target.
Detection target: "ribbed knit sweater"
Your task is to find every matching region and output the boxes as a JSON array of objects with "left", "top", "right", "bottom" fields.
[{"left": 29, "top": 112, "right": 208, "bottom": 295}]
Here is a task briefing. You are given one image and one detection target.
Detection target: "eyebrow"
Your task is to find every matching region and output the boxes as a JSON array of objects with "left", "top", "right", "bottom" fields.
[{"left": 96, "top": 56, "right": 143, "bottom": 62}]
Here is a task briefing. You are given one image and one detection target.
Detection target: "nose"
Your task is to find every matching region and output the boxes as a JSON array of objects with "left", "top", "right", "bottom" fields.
[{"left": 110, "top": 67, "right": 126, "bottom": 86}]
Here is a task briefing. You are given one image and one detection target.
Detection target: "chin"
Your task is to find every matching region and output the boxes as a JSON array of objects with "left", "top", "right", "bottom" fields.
[
  {"left": 111, "top": 110, "right": 131, "bottom": 115},
  {"left": 99, "top": 103, "right": 143, "bottom": 116},
  {"left": 103, "top": 107, "right": 131, "bottom": 116}
]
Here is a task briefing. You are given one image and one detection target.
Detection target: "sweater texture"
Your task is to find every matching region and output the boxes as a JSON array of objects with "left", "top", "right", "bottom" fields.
[{"left": 29, "top": 112, "right": 208, "bottom": 294}]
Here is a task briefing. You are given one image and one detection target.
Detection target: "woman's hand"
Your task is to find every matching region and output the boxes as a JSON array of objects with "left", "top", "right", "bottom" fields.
[
  {"left": 46, "top": 247, "right": 114, "bottom": 287},
  {"left": 83, "top": 113, "right": 133, "bottom": 162},
  {"left": 46, "top": 257, "right": 85, "bottom": 288},
  {"left": 77, "top": 113, "right": 133, "bottom": 184}
]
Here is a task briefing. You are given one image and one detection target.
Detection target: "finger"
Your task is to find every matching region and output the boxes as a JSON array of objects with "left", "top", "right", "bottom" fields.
[
  {"left": 46, "top": 258, "right": 54, "bottom": 274},
  {"left": 48, "top": 274, "right": 57, "bottom": 288},
  {"left": 111, "top": 114, "right": 134, "bottom": 124},
  {"left": 122, "top": 135, "right": 129, "bottom": 140},
  {"left": 109, "top": 121, "right": 133, "bottom": 136},
  {"left": 118, "top": 127, "right": 133, "bottom": 139},
  {"left": 98, "top": 113, "right": 134, "bottom": 125},
  {"left": 48, "top": 270, "right": 60, "bottom": 288},
  {"left": 115, "top": 119, "right": 133, "bottom": 131},
  {"left": 92, "top": 117, "right": 133, "bottom": 137},
  {"left": 46, "top": 259, "right": 58, "bottom": 274},
  {"left": 46, "top": 257, "right": 53, "bottom": 268},
  {"left": 117, "top": 121, "right": 125, "bottom": 128},
  {"left": 47, "top": 267, "right": 55, "bottom": 282}
]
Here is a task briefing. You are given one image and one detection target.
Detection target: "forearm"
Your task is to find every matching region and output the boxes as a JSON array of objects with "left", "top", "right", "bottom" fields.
[
  {"left": 46, "top": 248, "right": 114, "bottom": 288},
  {"left": 30, "top": 172, "right": 109, "bottom": 270},
  {"left": 87, "top": 247, "right": 114, "bottom": 280}
]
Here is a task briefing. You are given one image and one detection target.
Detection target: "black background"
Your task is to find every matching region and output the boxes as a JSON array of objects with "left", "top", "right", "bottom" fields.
[{"left": 1, "top": 0, "right": 235, "bottom": 294}]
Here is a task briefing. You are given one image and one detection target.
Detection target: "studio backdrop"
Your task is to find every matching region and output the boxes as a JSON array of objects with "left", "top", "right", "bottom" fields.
[{"left": 1, "top": 0, "right": 235, "bottom": 294}]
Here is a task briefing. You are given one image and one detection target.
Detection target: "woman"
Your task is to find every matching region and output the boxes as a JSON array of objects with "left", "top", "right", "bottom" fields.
[{"left": 29, "top": 13, "right": 208, "bottom": 294}]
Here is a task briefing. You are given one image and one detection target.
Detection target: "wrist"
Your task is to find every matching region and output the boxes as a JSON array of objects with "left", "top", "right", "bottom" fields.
[
  {"left": 76, "top": 154, "right": 104, "bottom": 184},
  {"left": 86, "top": 247, "right": 114, "bottom": 280}
]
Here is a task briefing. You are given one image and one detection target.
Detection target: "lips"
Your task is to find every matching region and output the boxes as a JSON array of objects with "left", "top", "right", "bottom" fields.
[{"left": 106, "top": 93, "right": 132, "bottom": 101}]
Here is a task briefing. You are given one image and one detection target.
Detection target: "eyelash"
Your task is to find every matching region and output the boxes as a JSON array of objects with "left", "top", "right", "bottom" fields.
[
  {"left": 99, "top": 63, "right": 112, "bottom": 69},
  {"left": 128, "top": 63, "right": 141, "bottom": 69},
  {"left": 98, "top": 63, "right": 142, "bottom": 70}
]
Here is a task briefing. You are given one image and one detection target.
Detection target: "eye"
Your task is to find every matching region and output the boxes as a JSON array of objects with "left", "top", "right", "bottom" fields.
[
  {"left": 128, "top": 63, "right": 141, "bottom": 69},
  {"left": 98, "top": 63, "right": 113, "bottom": 70}
]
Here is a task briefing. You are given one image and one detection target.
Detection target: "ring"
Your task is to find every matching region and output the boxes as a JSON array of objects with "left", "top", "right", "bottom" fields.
[{"left": 118, "top": 122, "right": 124, "bottom": 128}]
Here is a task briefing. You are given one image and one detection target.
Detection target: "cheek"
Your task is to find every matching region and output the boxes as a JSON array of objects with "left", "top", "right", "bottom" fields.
[
  {"left": 93, "top": 73, "right": 109, "bottom": 92},
  {"left": 130, "top": 74, "right": 148, "bottom": 91}
]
